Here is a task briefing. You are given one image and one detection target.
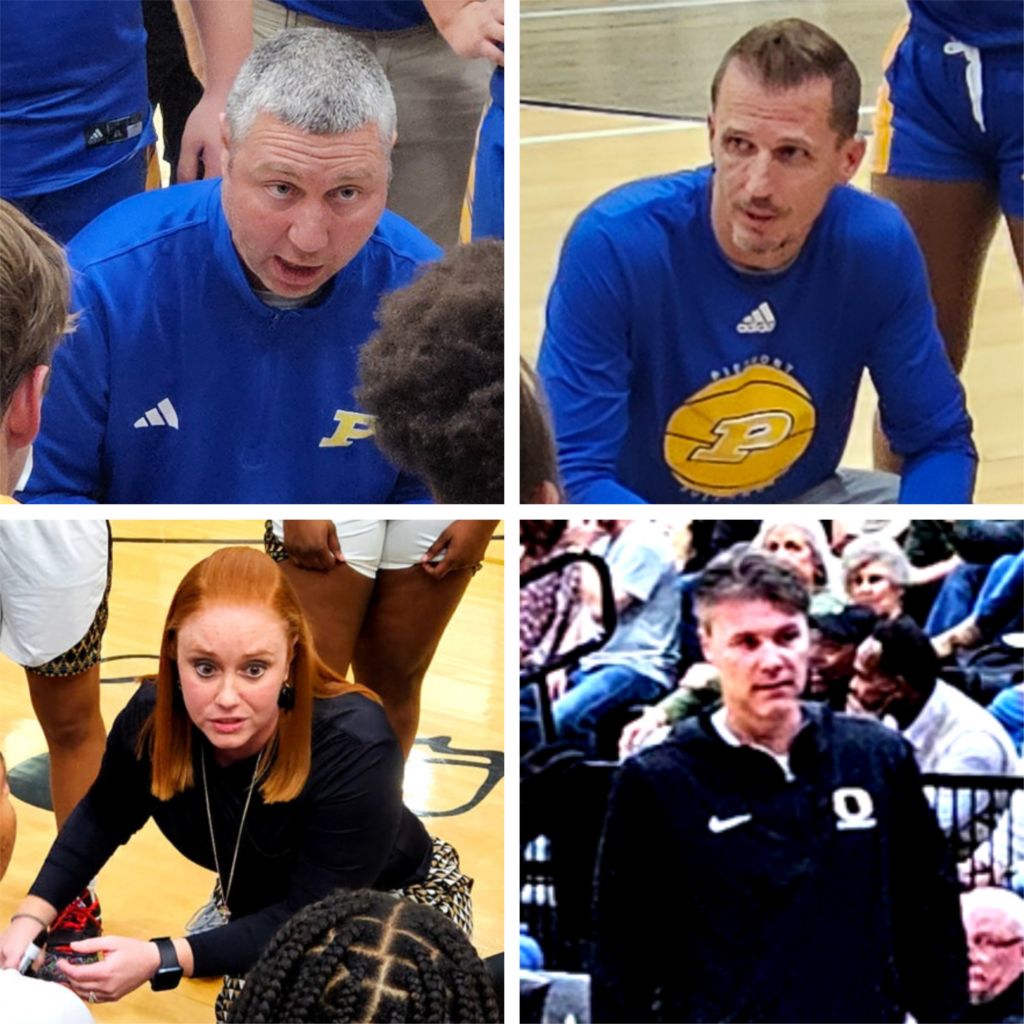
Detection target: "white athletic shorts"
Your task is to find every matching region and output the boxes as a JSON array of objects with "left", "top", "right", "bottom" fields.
[
  {"left": 270, "top": 520, "right": 456, "bottom": 580},
  {"left": 0, "top": 520, "right": 110, "bottom": 668}
]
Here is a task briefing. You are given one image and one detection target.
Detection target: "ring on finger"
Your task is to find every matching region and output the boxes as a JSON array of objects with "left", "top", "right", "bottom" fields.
[{"left": 88, "top": 992, "right": 97, "bottom": 1004}]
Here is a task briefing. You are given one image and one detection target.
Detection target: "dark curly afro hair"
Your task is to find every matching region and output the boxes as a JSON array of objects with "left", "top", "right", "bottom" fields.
[{"left": 357, "top": 241, "right": 503, "bottom": 504}]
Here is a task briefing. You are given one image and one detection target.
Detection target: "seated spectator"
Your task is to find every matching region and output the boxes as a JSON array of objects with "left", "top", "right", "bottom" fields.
[
  {"left": 753, "top": 519, "right": 844, "bottom": 614},
  {"left": 357, "top": 240, "right": 504, "bottom": 504},
  {"left": 960, "top": 887, "right": 1024, "bottom": 1024},
  {"left": 808, "top": 604, "right": 878, "bottom": 711},
  {"left": 842, "top": 535, "right": 910, "bottom": 618},
  {"left": 545, "top": 520, "right": 680, "bottom": 757},
  {"left": 520, "top": 360, "right": 561, "bottom": 503},
  {"left": 989, "top": 686, "right": 1024, "bottom": 756},
  {"left": 849, "top": 616, "right": 1018, "bottom": 849},
  {"left": 227, "top": 888, "right": 500, "bottom": 1023},
  {"left": 520, "top": 520, "right": 581, "bottom": 670},
  {"left": 932, "top": 552, "right": 1024, "bottom": 659},
  {"left": 519, "top": 923, "right": 544, "bottom": 971}
]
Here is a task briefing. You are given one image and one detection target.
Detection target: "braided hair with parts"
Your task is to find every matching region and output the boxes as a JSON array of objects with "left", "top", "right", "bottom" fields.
[{"left": 227, "top": 889, "right": 501, "bottom": 1023}]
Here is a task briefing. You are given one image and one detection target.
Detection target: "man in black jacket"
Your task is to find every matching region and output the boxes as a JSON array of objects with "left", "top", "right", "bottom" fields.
[{"left": 593, "top": 545, "right": 969, "bottom": 1023}]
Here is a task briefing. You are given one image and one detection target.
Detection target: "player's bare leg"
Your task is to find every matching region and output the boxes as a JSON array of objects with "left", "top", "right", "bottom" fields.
[
  {"left": 278, "top": 559, "right": 376, "bottom": 677},
  {"left": 870, "top": 175, "right": 1001, "bottom": 472},
  {"left": 27, "top": 665, "right": 105, "bottom": 829},
  {"left": 352, "top": 565, "right": 474, "bottom": 757}
]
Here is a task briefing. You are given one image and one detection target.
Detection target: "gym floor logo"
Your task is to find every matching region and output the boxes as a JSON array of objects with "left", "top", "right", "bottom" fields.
[
  {"left": 663, "top": 363, "right": 817, "bottom": 497},
  {"left": 409, "top": 736, "right": 504, "bottom": 818}
]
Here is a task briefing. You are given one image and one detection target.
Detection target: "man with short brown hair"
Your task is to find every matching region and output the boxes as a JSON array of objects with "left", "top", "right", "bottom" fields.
[
  {"left": 594, "top": 546, "right": 969, "bottom": 1021},
  {"left": 538, "top": 18, "right": 975, "bottom": 505}
]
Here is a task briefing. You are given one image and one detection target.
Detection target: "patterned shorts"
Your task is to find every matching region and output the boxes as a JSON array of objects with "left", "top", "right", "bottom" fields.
[
  {"left": 214, "top": 837, "right": 473, "bottom": 1022},
  {"left": 31, "top": 527, "right": 113, "bottom": 678},
  {"left": 263, "top": 521, "right": 287, "bottom": 563}
]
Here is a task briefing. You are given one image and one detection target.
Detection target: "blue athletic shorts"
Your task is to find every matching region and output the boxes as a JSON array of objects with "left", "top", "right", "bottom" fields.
[
  {"left": 873, "top": 21, "right": 1023, "bottom": 218},
  {"left": 9, "top": 146, "right": 150, "bottom": 244}
]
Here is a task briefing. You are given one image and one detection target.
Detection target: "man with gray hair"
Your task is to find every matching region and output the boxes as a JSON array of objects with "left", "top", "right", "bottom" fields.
[{"left": 21, "top": 29, "right": 439, "bottom": 504}]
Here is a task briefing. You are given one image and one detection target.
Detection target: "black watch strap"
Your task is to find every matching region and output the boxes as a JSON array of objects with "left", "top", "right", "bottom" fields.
[{"left": 150, "top": 936, "right": 183, "bottom": 991}]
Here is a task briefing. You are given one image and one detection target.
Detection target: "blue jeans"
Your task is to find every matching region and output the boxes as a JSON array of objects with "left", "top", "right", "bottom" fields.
[
  {"left": 553, "top": 662, "right": 666, "bottom": 756},
  {"left": 927, "top": 554, "right": 1024, "bottom": 637}
]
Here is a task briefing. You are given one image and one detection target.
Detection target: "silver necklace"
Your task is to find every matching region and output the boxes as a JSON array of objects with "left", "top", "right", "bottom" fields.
[{"left": 201, "top": 744, "right": 265, "bottom": 921}]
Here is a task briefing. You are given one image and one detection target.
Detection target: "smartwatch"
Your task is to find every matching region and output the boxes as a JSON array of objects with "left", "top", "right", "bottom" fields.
[{"left": 150, "top": 936, "right": 183, "bottom": 991}]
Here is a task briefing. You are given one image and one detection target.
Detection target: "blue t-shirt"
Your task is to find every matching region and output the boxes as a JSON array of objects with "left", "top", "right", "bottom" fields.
[
  {"left": 580, "top": 523, "right": 680, "bottom": 689},
  {"left": 0, "top": 0, "right": 155, "bottom": 196},
  {"left": 910, "top": 1, "right": 1024, "bottom": 49},
  {"left": 537, "top": 165, "right": 976, "bottom": 504},
  {"left": 21, "top": 180, "right": 441, "bottom": 504},
  {"left": 275, "top": 1, "right": 429, "bottom": 30}
]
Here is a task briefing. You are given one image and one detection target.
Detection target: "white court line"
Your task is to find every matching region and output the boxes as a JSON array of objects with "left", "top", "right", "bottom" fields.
[
  {"left": 523, "top": 0, "right": 763, "bottom": 19},
  {"left": 522, "top": 121, "right": 702, "bottom": 145},
  {"left": 522, "top": 106, "right": 877, "bottom": 145}
]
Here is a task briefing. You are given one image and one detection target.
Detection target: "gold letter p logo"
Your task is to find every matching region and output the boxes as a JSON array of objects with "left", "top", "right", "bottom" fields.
[{"left": 319, "top": 411, "right": 376, "bottom": 448}]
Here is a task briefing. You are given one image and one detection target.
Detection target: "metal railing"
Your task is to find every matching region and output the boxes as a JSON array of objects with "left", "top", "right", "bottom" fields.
[{"left": 521, "top": 768, "right": 1023, "bottom": 972}]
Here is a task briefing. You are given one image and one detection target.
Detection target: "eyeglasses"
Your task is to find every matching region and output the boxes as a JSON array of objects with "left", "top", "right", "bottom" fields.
[{"left": 968, "top": 935, "right": 1024, "bottom": 952}]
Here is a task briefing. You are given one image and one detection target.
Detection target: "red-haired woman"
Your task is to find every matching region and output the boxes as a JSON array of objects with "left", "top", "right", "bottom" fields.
[{"left": 0, "top": 548, "right": 470, "bottom": 1020}]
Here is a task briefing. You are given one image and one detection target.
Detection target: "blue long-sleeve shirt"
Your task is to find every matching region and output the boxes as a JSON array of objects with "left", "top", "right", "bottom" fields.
[
  {"left": 537, "top": 165, "right": 976, "bottom": 504},
  {"left": 21, "top": 179, "right": 440, "bottom": 503}
]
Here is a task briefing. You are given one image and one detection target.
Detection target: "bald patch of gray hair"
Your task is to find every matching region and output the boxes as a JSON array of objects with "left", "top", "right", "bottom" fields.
[
  {"left": 225, "top": 28, "right": 397, "bottom": 152},
  {"left": 962, "top": 886, "right": 1024, "bottom": 937}
]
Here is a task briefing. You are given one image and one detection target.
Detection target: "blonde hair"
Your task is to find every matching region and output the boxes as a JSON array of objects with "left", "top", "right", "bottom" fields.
[
  {"left": 0, "top": 200, "right": 77, "bottom": 414},
  {"left": 138, "top": 547, "right": 379, "bottom": 803}
]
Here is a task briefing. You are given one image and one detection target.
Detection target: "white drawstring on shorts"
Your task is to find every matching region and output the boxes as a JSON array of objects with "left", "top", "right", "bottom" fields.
[{"left": 943, "top": 40, "right": 986, "bottom": 132}]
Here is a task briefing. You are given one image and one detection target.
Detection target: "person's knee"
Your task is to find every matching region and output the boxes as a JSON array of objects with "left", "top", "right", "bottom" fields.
[{"left": 30, "top": 675, "right": 102, "bottom": 748}]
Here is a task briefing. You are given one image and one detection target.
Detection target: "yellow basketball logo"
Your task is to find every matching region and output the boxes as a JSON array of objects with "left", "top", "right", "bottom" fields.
[{"left": 663, "top": 365, "right": 816, "bottom": 496}]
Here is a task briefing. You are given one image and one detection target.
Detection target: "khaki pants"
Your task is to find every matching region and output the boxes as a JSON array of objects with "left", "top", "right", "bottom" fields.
[{"left": 252, "top": 0, "right": 490, "bottom": 248}]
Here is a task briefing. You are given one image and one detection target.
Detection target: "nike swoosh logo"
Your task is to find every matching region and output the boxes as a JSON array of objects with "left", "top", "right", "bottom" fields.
[{"left": 708, "top": 813, "right": 753, "bottom": 833}]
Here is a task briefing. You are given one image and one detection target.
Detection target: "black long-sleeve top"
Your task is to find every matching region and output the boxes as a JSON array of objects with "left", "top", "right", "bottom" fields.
[{"left": 30, "top": 683, "right": 432, "bottom": 977}]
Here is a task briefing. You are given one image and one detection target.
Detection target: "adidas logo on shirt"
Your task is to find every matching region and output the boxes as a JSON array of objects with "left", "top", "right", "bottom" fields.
[
  {"left": 134, "top": 398, "right": 179, "bottom": 429},
  {"left": 736, "top": 302, "right": 777, "bottom": 334}
]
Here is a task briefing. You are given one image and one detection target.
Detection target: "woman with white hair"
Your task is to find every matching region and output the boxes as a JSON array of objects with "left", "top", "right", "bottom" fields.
[
  {"left": 841, "top": 535, "right": 911, "bottom": 619},
  {"left": 753, "top": 519, "right": 844, "bottom": 615}
]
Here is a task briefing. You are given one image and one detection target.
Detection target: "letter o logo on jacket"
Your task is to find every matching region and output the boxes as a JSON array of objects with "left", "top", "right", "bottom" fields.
[{"left": 832, "top": 787, "right": 877, "bottom": 830}]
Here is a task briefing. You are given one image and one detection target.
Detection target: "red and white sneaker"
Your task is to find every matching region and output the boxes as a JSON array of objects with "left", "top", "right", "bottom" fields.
[{"left": 35, "top": 887, "right": 102, "bottom": 985}]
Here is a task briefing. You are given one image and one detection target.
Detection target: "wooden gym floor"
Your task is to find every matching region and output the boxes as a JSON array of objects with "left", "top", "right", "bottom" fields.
[
  {"left": 521, "top": 0, "right": 1024, "bottom": 503},
  {"left": 0, "top": 520, "right": 504, "bottom": 1024}
]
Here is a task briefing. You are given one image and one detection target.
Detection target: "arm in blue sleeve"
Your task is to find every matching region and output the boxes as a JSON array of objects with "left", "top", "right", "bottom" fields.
[
  {"left": 19, "top": 273, "right": 111, "bottom": 503},
  {"left": 899, "top": 448, "right": 976, "bottom": 504},
  {"left": 537, "top": 213, "right": 648, "bottom": 504},
  {"left": 865, "top": 214, "right": 977, "bottom": 503}
]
